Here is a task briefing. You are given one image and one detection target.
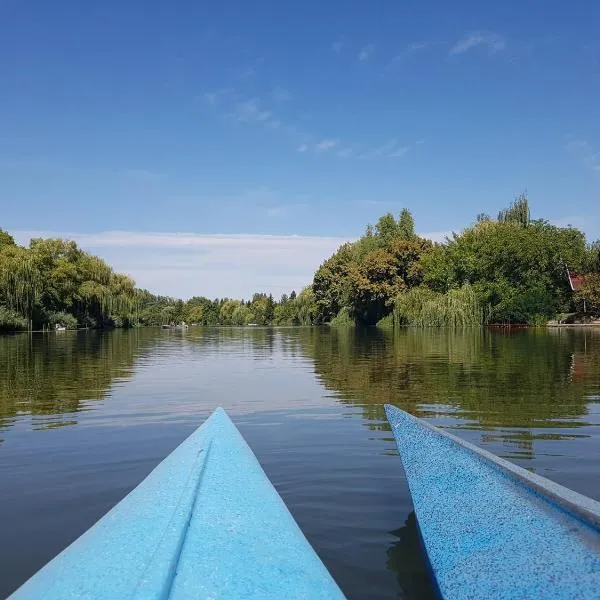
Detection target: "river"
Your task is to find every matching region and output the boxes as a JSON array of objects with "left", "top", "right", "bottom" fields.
[{"left": 1, "top": 327, "right": 599, "bottom": 599}]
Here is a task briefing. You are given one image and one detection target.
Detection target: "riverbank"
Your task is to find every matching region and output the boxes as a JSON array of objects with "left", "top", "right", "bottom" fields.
[{"left": 547, "top": 312, "right": 600, "bottom": 327}]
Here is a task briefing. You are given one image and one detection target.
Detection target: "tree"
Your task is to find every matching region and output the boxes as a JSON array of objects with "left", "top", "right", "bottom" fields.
[
  {"left": 398, "top": 208, "right": 416, "bottom": 239},
  {"left": 423, "top": 216, "right": 587, "bottom": 323},
  {"left": 219, "top": 299, "right": 241, "bottom": 325},
  {"left": 375, "top": 213, "right": 399, "bottom": 245},
  {"left": 584, "top": 241, "right": 600, "bottom": 273},
  {"left": 0, "top": 229, "right": 15, "bottom": 246},
  {"left": 497, "top": 193, "right": 530, "bottom": 226},
  {"left": 347, "top": 250, "right": 405, "bottom": 325},
  {"left": 575, "top": 274, "right": 600, "bottom": 313}
]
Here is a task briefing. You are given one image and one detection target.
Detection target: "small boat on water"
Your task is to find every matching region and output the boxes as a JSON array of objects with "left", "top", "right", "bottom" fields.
[
  {"left": 385, "top": 404, "right": 600, "bottom": 600},
  {"left": 10, "top": 408, "right": 345, "bottom": 600}
]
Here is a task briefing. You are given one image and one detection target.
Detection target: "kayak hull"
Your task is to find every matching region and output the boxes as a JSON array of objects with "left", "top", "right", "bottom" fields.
[
  {"left": 10, "top": 408, "right": 345, "bottom": 600},
  {"left": 385, "top": 404, "right": 600, "bottom": 600}
]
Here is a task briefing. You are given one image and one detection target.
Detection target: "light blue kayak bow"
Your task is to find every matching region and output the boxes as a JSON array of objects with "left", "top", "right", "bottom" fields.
[
  {"left": 385, "top": 404, "right": 600, "bottom": 600},
  {"left": 10, "top": 408, "right": 345, "bottom": 600}
]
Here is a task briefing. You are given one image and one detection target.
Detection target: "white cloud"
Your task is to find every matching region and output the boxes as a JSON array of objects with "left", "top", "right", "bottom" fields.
[
  {"left": 384, "top": 40, "right": 444, "bottom": 72},
  {"left": 388, "top": 146, "right": 411, "bottom": 158},
  {"left": 358, "top": 140, "right": 412, "bottom": 159},
  {"left": 239, "top": 66, "right": 257, "bottom": 80},
  {"left": 565, "top": 139, "right": 600, "bottom": 173},
  {"left": 337, "top": 146, "right": 355, "bottom": 158},
  {"left": 234, "top": 98, "right": 271, "bottom": 122},
  {"left": 450, "top": 31, "right": 506, "bottom": 56},
  {"left": 297, "top": 144, "right": 308, "bottom": 152},
  {"left": 359, "top": 139, "right": 398, "bottom": 159},
  {"left": 272, "top": 86, "right": 291, "bottom": 103},
  {"left": 315, "top": 139, "right": 338, "bottom": 152},
  {"left": 203, "top": 88, "right": 233, "bottom": 106},
  {"left": 12, "top": 231, "right": 348, "bottom": 300},
  {"left": 359, "top": 44, "right": 375, "bottom": 61},
  {"left": 332, "top": 40, "right": 344, "bottom": 53}
]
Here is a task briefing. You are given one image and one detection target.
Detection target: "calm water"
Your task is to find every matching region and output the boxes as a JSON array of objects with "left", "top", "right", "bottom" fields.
[{"left": 1, "top": 327, "right": 599, "bottom": 599}]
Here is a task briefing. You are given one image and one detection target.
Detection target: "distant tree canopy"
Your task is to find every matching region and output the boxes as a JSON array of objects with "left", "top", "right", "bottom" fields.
[
  {"left": 312, "top": 197, "right": 597, "bottom": 326},
  {"left": 2, "top": 195, "right": 597, "bottom": 331},
  {"left": 0, "top": 227, "right": 319, "bottom": 331},
  {"left": 313, "top": 210, "right": 431, "bottom": 326}
]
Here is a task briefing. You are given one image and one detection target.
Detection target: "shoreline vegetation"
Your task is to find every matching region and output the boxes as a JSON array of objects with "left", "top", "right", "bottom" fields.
[{"left": 2, "top": 196, "right": 599, "bottom": 333}]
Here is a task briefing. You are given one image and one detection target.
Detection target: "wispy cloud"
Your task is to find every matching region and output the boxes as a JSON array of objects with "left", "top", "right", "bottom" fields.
[
  {"left": 359, "top": 139, "right": 398, "bottom": 159},
  {"left": 384, "top": 40, "right": 445, "bottom": 73},
  {"left": 233, "top": 98, "right": 271, "bottom": 122},
  {"left": 272, "top": 86, "right": 291, "bottom": 103},
  {"left": 358, "top": 44, "right": 375, "bottom": 62},
  {"left": 203, "top": 88, "right": 233, "bottom": 106},
  {"left": 238, "top": 64, "right": 259, "bottom": 80},
  {"left": 12, "top": 230, "right": 348, "bottom": 299},
  {"left": 565, "top": 139, "right": 600, "bottom": 172},
  {"left": 332, "top": 40, "right": 344, "bottom": 53},
  {"left": 337, "top": 145, "right": 357, "bottom": 158},
  {"left": 450, "top": 31, "right": 506, "bottom": 56},
  {"left": 297, "top": 144, "right": 308, "bottom": 153},
  {"left": 389, "top": 146, "right": 411, "bottom": 158},
  {"left": 315, "top": 139, "right": 339, "bottom": 152},
  {"left": 358, "top": 140, "right": 412, "bottom": 159}
]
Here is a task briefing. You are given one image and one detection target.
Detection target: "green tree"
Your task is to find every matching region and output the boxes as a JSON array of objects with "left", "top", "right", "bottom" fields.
[
  {"left": 575, "top": 274, "right": 600, "bottom": 313},
  {"left": 398, "top": 208, "right": 416, "bottom": 239},
  {"left": 0, "top": 229, "right": 16, "bottom": 246},
  {"left": 219, "top": 299, "right": 242, "bottom": 325},
  {"left": 497, "top": 193, "right": 530, "bottom": 226},
  {"left": 423, "top": 214, "right": 587, "bottom": 323},
  {"left": 375, "top": 213, "right": 399, "bottom": 245}
]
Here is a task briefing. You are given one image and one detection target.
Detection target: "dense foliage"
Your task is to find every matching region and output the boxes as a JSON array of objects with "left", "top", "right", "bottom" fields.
[
  {"left": 0, "top": 232, "right": 138, "bottom": 331},
  {"left": 0, "top": 230, "right": 316, "bottom": 330},
  {"left": 313, "top": 197, "right": 599, "bottom": 326},
  {"left": 2, "top": 195, "right": 598, "bottom": 331}
]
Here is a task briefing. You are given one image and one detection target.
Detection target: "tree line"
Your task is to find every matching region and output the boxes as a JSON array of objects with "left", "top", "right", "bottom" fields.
[
  {"left": 2, "top": 195, "right": 599, "bottom": 331},
  {"left": 0, "top": 229, "right": 315, "bottom": 330},
  {"left": 312, "top": 196, "right": 600, "bottom": 326}
]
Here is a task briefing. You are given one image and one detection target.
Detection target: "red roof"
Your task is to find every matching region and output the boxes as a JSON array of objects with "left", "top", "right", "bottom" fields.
[{"left": 568, "top": 271, "right": 585, "bottom": 292}]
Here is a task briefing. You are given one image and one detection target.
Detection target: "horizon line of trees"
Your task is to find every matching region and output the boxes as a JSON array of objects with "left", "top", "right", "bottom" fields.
[
  {"left": 2, "top": 194, "right": 600, "bottom": 332},
  {"left": 313, "top": 195, "right": 600, "bottom": 327},
  {"left": 0, "top": 228, "right": 316, "bottom": 331}
]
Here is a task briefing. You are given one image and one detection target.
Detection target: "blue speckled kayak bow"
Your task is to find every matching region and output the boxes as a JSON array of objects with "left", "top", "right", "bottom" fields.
[{"left": 385, "top": 404, "right": 600, "bottom": 600}]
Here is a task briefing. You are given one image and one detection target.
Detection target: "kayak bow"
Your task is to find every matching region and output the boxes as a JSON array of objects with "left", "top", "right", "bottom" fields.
[
  {"left": 10, "top": 408, "right": 345, "bottom": 600},
  {"left": 385, "top": 404, "right": 600, "bottom": 600}
]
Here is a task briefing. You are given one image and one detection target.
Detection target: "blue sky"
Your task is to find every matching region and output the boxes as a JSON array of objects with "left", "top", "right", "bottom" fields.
[{"left": 2, "top": 1, "right": 599, "bottom": 297}]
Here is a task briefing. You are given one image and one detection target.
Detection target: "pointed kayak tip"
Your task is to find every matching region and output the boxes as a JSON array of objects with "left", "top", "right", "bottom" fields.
[{"left": 384, "top": 404, "right": 412, "bottom": 427}]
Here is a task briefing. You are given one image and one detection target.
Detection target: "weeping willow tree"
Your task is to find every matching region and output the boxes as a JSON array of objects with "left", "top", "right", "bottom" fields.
[
  {"left": 0, "top": 246, "right": 42, "bottom": 328},
  {"left": 0, "top": 230, "right": 140, "bottom": 330},
  {"left": 394, "top": 284, "right": 485, "bottom": 327}
]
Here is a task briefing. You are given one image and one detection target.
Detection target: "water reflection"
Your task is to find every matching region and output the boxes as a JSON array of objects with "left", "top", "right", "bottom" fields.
[
  {"left": 2, "top": 326, "right": 600, "bottom": 446},
  {"left": 0, "top": 327, "right": 599, "bottom": 599},
  {"left": 387, "top": 513, "right": 438, "bottom": 600},
  {"left": 291, "top": 327, "right": 600, "bottom": 459},
  {"left": 0, "top": 330, "right": 151, "bottom": 432}
]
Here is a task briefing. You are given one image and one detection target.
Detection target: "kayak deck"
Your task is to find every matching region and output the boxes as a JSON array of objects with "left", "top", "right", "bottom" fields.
[
  {"left": 385, "top": 404, "right": 600, "bottom": 600},
  {"left": 11, "top": 408, "right": 345, "bottom": 600}
]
